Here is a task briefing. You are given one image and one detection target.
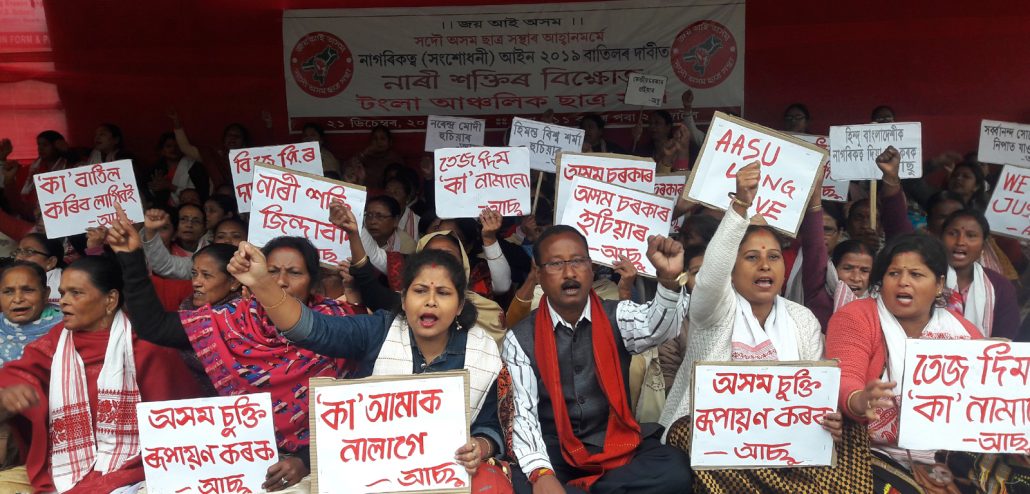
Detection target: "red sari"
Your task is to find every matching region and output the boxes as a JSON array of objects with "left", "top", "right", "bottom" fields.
[{"left": 0, "top": 324, "right": 202, "bottom": 493}]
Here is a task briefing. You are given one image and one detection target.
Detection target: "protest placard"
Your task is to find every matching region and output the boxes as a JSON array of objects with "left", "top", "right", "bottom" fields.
[
  {"left": 684, "top": 112, "right": 827, "bottom": 237},
  {"left": 984, "top": 165, "right": 1030, "bottom": 240},
  {"left": 424, "top": 116, "right": 486, "bottom": 152},
  {"left": 309, "top": 371, "right": 471, "bottom": 494},
  {"left": 559, "top": 176, "right": 673, "bottom": 277},
  {"left": 136, "top": 393, "right": 278, "bottom": 494},
  {"left": 555, "top": 152, "right": 656, "bottom": 223},
  {"left": 654, "top": 173, "right": 688, "bottom": 233},
  {"left": 33, "top": 160, "right": 144, "bottom": 238},
  {"left": 434, "top": 147, "right": 531, "bottom": 218},
  {"left": 690, "top": 361, "right": 840, "bottom": 469},
  {"left": 248, "top": 162, "right": 366, "bottom": 265},
  {"left": 978, "top": 119, "right": 1030, "bottom": 168},
  {"left": 624, "top": 73, "right": 668, "bottom": 107},
  {"left": 792, "top": 134, "right": 849, "bottom": 203},
  {"left": 508, "top": 117, "right": 585, "bottom": 173},
  {"left": 828, "top": 122, "right": 922, "bottom": 180},
  {"left": 229, "top": 141, "right": 323, "bottom": 212},
  {"left": 897, "top": 340, "right": 1030, "bottom": 455}
]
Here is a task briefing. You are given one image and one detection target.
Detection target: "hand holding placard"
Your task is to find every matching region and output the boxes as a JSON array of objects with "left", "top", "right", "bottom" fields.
[{"left": 733, "top": 161, "right": 760, "bottom": 215}]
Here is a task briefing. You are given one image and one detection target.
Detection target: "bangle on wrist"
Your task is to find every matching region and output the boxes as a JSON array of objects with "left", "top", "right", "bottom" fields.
[
  {"left": 264, "top": 289, "right": 289, "bottom": 310},
  {"left": 514, "top": 292, "right": 533, "bottom": 304},
  {"left": 847, "top": 389, "right": 865, "bottom": 416},
  {"left": 882, "top": 177, "right": 901, "bottom": 187},
  {"left": 728, "top": 192, "right": 752, "bottom": 209},
  {"left": 529, "top": 467, "right": 555, "bottom": 484},
  {"left": 352, "top": 255, "right": 369, "bottom": 269}
]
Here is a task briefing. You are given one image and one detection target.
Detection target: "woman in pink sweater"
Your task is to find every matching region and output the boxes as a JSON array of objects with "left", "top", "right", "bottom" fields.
[{"left": 827, "top": 233, "right": 981, "bottom": 493}]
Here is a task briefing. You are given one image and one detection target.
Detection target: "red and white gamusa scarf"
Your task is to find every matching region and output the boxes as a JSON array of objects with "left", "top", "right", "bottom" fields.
[
  {"left": 48, "top": 311, "right": 141, "bottom": 493},
  {"left": 945, "top": 264, "right": 995, "bottom": 337},
  {"left": 730, "top": 292, "right": 800, "bottom": 361}
]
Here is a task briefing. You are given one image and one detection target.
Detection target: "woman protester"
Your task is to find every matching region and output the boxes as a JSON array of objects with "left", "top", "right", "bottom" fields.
[
  {"left": 13, "top": 233, "right": 65, "bottom": 305},
  {"left": 0, "top": 262, "right": 62, "bottom": 364}
]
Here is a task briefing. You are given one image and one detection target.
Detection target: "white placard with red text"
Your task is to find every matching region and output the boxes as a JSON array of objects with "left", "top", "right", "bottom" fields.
[
  {"left": 690, "top": 361, "right": 840, "bottom": 469},
  {"left": 898, "top": 340, "right": 1030, "bottom": 454},
  {"left": 508, "top": 117, "right": 585, "bottom": 173},
  {"left": 136, "top": 393, "right": 278, "bottom": 494},
  {"left": 248, "top": 163, "right": 366, "bottom": 265},
  {"left": 654, "top": 173, "right": 687, "bottom": 234},
  {"left": 33, "top": 160, "right": 144, "bottom": 238},
  {"left": 624, "top": 72, "right": 667, "bottom": 107},
  {"left": 309, "top": 372, "right": 471, "bottom": 494},
  {"left": 985, "top": 166, "right": 1030, "bottom": 240},
  {"left": 793, "top": 134, "right": 849, "bottom": 203},
  {"left": 978, "top": 119, "right": 1030, "bottom": 168},
  {"left": 229, "top": 141, "right": 324, "bottom": 213},
  {"left": 828, "top": 122, "right": 922, "bottom": 180},
  {"left": 555, "top": 152, "right": 656, "bottom": 223},
  {"left": 559, "top": 176, "right": 673, "bottom": 277},
  {"left": 434, "top": 147, "right": 531, "bottom": 218},
  {"left": 684, "top": 112, "right": 827, "bottom": 237},
  {"left": 425, "top": 116, "right": 486, "bottom": 151}
]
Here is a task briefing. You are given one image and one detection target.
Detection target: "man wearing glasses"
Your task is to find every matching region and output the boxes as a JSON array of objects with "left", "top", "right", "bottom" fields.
[{"left": 503, "top": 225, "right": 692, "bottom": 494}]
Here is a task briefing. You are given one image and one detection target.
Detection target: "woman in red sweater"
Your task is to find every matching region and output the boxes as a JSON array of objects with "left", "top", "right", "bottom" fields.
[{"left": 827, "top": 233, "right": 981, "bottom": 493}]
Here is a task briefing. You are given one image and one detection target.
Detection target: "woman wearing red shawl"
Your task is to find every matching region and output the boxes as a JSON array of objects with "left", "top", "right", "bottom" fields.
[
  {"left": 105, "top": 206, "right": 356, "bottom": 492},
  {"left": 0, "top": 256, "right": 201, "bottom": 493}
]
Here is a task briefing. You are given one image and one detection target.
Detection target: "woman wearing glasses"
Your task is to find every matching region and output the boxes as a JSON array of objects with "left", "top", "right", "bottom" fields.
[
  {"left": 361, "top": 196, "right": 416, "bottom": 255},
  {"left": 12, "top": 233, "right": 64, "bottom": 305}
]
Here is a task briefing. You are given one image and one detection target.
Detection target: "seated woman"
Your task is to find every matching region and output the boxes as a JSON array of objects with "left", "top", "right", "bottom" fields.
[
  {"left": 226, "top": 241, "right": 510, "bottom": 492},
  {"left": 0, "top": 261, "right": 62, "bottom": 364},
  {"left": 383, "top": 168, "right": 421, "bottom": 240},
  {"left": 172, "top": 203, "right": 207, "bottom": 255},
  {"left": 0, "top": 256, "right": 200, "bottom": 493},
  {"left": 201, "top": 193, "right": 239, "bottom": 243},
  {"left": 148, "top": 132, "right": 210, "bottom": 208},
  {"left": 2, "top": 131, "right": 69, "bottom": 220},
  {"left": 827, "top": 233, "right": 982, "bottom": 493},
  {"left": 660, "top": 163, "right": 850, "bottom": 492},
  {"left": 828, "top": 239, "right": 876, "bottom": 310},
  {"left": 13, "top": 233, "right": 64, "bottom": 305},
  {"left": 104, "top": 205, "right": 356, "bottom": 491},
  {"left": 140, "top": 210, "right": 248, "bottom": 280},
  {"left": 939, "top": 209, "right": 1020, "bottom": 339},
  {"left": 362, "top": 196, "right": 416, "bottom": 255},
  {"left": 85, "top": 123, "right": 129, "bottom": 165}
]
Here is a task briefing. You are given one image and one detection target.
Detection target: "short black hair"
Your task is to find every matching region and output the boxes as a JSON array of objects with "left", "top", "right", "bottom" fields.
[
  {"left": 784, "top": 103, "right": 810, "bottom": 120},
  {"left": 533, "top": 225, "right": 589, "bottom": 265},
  {"left": 262, "top": 236, "right": 322, "bottom": 286},
  {"left": 831, "top": 239, "right": 875, "bottom": 266},
  {"left": 579, "top": 113, "right": 605, "bottom": 130},
  {"left": 680, "top": 214, "right": 719, "bottom": 244},
  {"left": 940, "top": 209, "right": 991, "bottom": 240},
  {"left": 37, "top": 130, "right": 64, "bottom": 144},
  {"left": 400, "top": 248, "right": 477, "bottom": 330},
  {"left": 214, "top": 216, "right": 248, "bottom": 235},
  {"left": 23, "top": 232, "right": 66, "bottom": 269},
  {"left": 870, "top": 233, "right": 949, "bottom": 290},
  {"left": 205, "top": 193, "right": 239, "bottom": 218},
  {"left": 871, "top": 105, "right": 895, "bottom": 120},
  {"left": 193, "top": 243, "right": 238, "bottom": 275},
  {"left": 367, "top": 195, "right": 402, "bottom": 218}
]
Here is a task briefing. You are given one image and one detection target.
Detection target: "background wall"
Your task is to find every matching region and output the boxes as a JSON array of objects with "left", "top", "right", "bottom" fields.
[{"left": 5, "top": 0, "right": 1029, "bottom": 166}]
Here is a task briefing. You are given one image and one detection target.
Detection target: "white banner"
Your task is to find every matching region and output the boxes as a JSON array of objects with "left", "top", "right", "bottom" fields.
[
  {"left": 898, "top": 340, "right": 1030, "bottom": 455},
  {"left": 34, "top": 160, "right": 143, "bottom": 238},
  {"left": 624, "top": 72, "right": 667, "bottom": 107},
  {"left": 310, "top": 372, "right": 471, "bottom": 494},
  {"left": 425, "top": 115, "right": 486, "bottom": 151},
  {"left": 828, "top": 122, "right": 922, "bottom": 180},
  {"left": 793, "top": 134, "right": 849, "bottom": 203},
  {"left": 690, "top": 362, "right": 840, "bottom": 469},
  {"left": 248, "top": 163, "right": 366, "bottom": 265},
  {"left": 137, "top": 394, "right": 278, "bottom": 494},
  {"left": 684, "top": 112, "right": 827, "bottom": 237},
  {"left": 229, "top": 142, "right": 323, "bottom": 213},
  {"left": 654, "top": 173, "right": 688, "bottom": 233},
  {"left": 509, "top": 117, "right": 585, "bottom": 173},
  {"left": 434, "top": 146, "right": 531, "bottom": 218},
  {"left": 985, "top": 165, "right": 1030, "bottom": 241},
  {"left": 554, "top": 152, "right": 656, "bottom": 222},
  {"left": 559, "top": 176, "right": 672, "bottom": 277},
  {"left": 978, "top": 119, "right": 1030, "bottom": 168},
  {"left": 282, "top": 0, "right": 745, "bottom": 132}
]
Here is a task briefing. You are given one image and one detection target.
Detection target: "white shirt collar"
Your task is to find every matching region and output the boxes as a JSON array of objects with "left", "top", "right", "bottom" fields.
[{"left": 545, "top": 299, "right": 591, "bottom": 331}]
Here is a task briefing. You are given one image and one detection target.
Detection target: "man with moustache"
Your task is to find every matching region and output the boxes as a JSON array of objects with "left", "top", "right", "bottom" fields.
[{"left": 503, "top": 225, "right": 692, "bottom": 494}]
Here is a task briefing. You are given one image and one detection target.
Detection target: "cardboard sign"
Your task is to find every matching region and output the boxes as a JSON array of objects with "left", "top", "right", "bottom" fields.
[
  {"left": 33, "top": 160, "right": 144, "bottom": 238},
  {"left": 434, "top": 147, "right": 531, "bottom": 218},
  {"left": 979, "top": 119, "right": 1030, "bottom": 168},
  {"left": 229, "top": 142, "right": 324, "bottom": 212},
  {"left": 624, "top": 72, "right": 667, "bottom": 107},
  {"left": 828, "top": 122, "right": 922, "bottom": 180},
  {"left": 897, "top": 340, "right": 1030, "bottom": 455},
  {"left": 654, "top": 173, "right": 687, "bottom": 234},
  {"left": 424, "top": 116, "right": 486, "bottom": 152},
  {"left": 136, "top": 393, "right": 278, "bottom": 494},
  {"left": 310, "top": 371, "right": 471, "bottom": 494},
  {"left": 792, "top": 134, "right": 849, "bottom": 203},
  {"left": 690, "top": 361, "right": 840, "bottom": 469},
  {"left": 508, "top": 117, "right": 585, "bottom": 173},
  {"left": 248, "top": 163, "right": 366, "bottom": 265},
  {"left": 554, "top": 152, "right": 656, "bottom": 223},
  {"left": 985, "top": 165, "right": 1030, "bottom": 240},
  {"left": 684, "top": 112, "right": 827, "bottom": 237},
  {"left": 559, "top": 176, "right": 673, "bottom": 277}
]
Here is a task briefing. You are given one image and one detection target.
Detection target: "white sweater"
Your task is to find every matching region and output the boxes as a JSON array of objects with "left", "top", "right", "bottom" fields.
[{"left": 659, "top": 209, "right": 824, "bottom": 435}]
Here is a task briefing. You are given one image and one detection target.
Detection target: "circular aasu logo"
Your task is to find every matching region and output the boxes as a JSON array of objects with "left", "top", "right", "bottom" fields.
[
  {"left": 670, "top": 21, "right": 737, "bottom": 89},
  {"left": 290, "top": 32, "right": 353, "bottom": 98}
]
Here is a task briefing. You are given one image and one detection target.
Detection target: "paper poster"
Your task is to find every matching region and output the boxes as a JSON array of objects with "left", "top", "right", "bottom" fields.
[
  {"left": 690, "top": 361, "right": 840, "bottom": 469},
  {"left": 508, "top": 117, "right": 585, "bottom": 173},
  {"left": 985, "top": 165, "right": 1030, "bottom": 240},
  {"left": 624, "top": 72, "right": 667, "bottom": 107},
  {"left": 229, "top": 141, "right": 324, "bottom": 212},
  {"left": 654, "top": 173, "right": 687, "bottom": 234},
  {"left": 33, "top": 160, "right": 143, "bottom": 238},
  {"left": 978, "top": 119, "right": 1030, "bottom": 168},
  {"left": 424, "top": 116, "right": 486, "bottom": 151},
  {"left": 828, "top": 122, "right": 922, "bottom": 180},
  {"left": 434, "top": 147, "right": 531, "bottom": 218},
  {"left": 554, "top": 152, "right": 656, "bottom": 222}
]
